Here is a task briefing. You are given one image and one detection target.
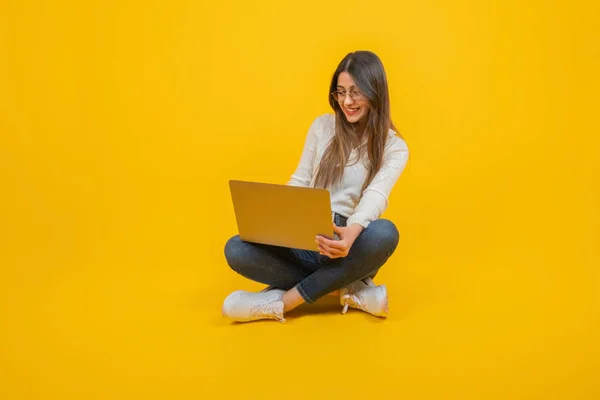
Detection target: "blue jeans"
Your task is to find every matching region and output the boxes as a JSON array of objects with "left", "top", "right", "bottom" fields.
[{"left": 224, "top": 214, "right": 400, "bottom": 304}]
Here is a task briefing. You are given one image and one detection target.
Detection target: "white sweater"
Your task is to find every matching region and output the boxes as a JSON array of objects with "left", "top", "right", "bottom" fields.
[{"left": 287, "top": 114, "right": 409, "bottom": 228}]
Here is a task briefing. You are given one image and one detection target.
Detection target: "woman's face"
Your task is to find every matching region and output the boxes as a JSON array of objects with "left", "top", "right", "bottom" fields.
[{"left": 336, "top": 72, "right": 370, "bottom": 125}]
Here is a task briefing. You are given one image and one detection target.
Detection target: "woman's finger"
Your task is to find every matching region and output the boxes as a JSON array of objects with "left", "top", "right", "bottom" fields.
[
  {"left": 316, "top": 238, "right": 337, "bottom": 251},
  {"left": 318, "top": 236, "right": 345, "bottom": 251},
  {"left": 320, "top": 242, "right": 349, "bottom": 259},
  {"left": 332, "top": 224, "right": 345, "bottom": 235},
  {"left": 318, "top": 244, "right": 342, "bottom": 256},
  {"left": 318, "top": 248, "right": 334, "bottom": 258}
]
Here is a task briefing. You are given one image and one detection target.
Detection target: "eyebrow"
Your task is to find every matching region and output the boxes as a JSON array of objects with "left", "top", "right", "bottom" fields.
[{"left": 336, "top": 85, "right": 357, "bottom": 90}]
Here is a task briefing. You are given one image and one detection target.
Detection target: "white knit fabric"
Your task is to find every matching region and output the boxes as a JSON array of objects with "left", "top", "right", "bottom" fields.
[{"left": 287, "top": 114, "right": 409, "bottom": 228}]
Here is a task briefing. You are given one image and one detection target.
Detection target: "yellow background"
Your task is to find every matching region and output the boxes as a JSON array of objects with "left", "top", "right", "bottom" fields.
[{"left": 1, "top": 0, "right": 599, "bottom": 399}]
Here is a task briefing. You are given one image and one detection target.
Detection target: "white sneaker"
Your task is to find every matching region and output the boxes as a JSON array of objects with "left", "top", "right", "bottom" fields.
[
  {"left": 222, "top": 289, "right": 286, "bottom": 322},
  {"left": 340, "top": 278, "right": 388, "bottom": 317}
]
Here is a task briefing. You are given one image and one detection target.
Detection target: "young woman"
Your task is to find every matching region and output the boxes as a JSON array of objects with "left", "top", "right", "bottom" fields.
[{"left": 222, "top": 51, "right": 409, "bottom": 322}]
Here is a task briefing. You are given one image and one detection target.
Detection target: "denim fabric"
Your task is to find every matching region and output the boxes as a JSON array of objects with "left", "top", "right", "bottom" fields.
[{"left": 224, "top": 214, "right": 399, "bottom": 304}]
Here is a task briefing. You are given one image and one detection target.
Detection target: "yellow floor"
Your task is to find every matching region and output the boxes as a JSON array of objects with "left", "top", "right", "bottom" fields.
[
  {"left": 1, "top": 225, "right": 599, "bottom": 399},
  {"left": 1, "top": 1, "right": 599, "bottom": 398}
]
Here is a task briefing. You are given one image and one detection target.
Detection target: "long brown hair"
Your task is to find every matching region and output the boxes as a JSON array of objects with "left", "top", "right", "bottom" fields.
[{"left": 314, "top": 51, "right": 400, "bottom": 193}]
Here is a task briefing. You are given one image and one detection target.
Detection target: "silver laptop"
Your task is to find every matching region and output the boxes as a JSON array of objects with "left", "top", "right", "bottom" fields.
[{"left": 229, "top": 180, "right": 334, "bottom": 251}]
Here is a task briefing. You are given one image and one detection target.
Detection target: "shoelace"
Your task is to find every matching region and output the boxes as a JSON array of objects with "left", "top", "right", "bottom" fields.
[
  {"left": 341, "top": 293, "right": 364, "bottom": 314},
  {"left": 341, "top": 278, "right": 373, "bottom": 314},
  {"left": 249, "top": 302, "right": 285, "bottom": 322}
]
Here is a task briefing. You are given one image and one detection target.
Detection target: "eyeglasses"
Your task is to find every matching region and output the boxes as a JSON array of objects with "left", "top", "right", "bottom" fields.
[{"left": 331, "top": 90, "right": 366, "bottom": 103}]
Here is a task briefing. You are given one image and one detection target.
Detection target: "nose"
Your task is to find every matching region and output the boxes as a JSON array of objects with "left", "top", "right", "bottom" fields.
[{"left": 343, "top": 94, "right": 354, "bottom": 107}]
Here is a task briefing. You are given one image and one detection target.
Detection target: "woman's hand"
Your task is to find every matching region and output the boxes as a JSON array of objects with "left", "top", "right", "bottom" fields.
[{"left": 315, "top": 223, "right": 364, "bottom": 259}]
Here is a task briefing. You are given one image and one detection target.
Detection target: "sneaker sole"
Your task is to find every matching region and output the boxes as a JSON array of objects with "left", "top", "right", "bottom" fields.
[{"left": 379, "top": 284, "right": 389, "bottom": 318}]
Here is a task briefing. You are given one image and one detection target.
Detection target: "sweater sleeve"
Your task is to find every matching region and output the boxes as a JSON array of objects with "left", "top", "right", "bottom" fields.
[
  {"left": 286, "top": 115, "right": 323, "bottom": 187},
  {"left": 346, "top": 135, "right": 409, "bottom": 228}
]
